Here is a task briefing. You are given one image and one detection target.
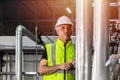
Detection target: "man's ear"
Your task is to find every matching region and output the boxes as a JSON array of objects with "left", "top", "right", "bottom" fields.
[{"left": 56, "top": 30, "right": 59, "bottom": 35}]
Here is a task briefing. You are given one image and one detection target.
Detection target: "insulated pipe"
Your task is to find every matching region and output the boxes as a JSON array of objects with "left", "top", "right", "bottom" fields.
[
  {"left": 76, "top": 0, "right": 93, "bottom": 80},
  {"left": 92, "top": 0, "right": 110, "bottom": 80},
  {"left": 15, "top": 25, "right": 40, "bottom": 80}
]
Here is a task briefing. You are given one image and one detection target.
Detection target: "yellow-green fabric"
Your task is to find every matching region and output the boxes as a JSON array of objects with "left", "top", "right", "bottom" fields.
[{"left": 44, "top": 39, "right": 75, "bottom": 80}]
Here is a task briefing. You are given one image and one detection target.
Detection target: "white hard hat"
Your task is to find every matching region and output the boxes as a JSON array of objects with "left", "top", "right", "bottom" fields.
[{"left": 55, "top": 15, "right": 73, "bottom": 30}]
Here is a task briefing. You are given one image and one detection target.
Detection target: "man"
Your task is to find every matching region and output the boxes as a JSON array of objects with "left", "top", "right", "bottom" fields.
[{"left": 39, "top": 15, "right": 75, "bottom": 80}]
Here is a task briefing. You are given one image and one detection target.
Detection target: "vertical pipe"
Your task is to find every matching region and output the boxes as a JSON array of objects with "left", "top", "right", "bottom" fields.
[
  {"left": 15, "top": 25, "right": 40, "bottom": 80},
  {"left": 35, "top": 27, "right": 39, "bottom": 80},
  {"left": 76, "top": 0, "right": 93, "bottom": 80},
  {"left": 118, "top": 0, "right": 120, "bottom": 20},
  {"left": 16, "top": 26, "right": 23, "bottom": 80},
  {"left": 0, "top": 54, "right": 3, "bottom": 72},
  {"left": 92, "top": 0, "right": 110, "bottom": 80}
]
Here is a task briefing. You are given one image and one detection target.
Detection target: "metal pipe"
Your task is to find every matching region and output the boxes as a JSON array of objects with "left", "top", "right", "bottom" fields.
[
  {"left": 76, "top": 0, "right": 93, "bottom": 80},
  {"left": 118, "top": 0, "right": 120, "bottom": 20},
  {"left": 16, "top": 26, "right": 22, "bottom": 80},
  {"left": 92, "top": 0, "right": 110, "bottom": 80},
  {"left": 22, "top": 27, "right": 40, "bottom": 43},
  {"left": 35, "top": 26, "right": 39, "bottom": 80},
  {"left": 15, "top": 25, "right": 40, "bottom": 80}
]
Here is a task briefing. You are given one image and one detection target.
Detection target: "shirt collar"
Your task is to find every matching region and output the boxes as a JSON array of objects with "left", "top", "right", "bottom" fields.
[{"left": 56, "top": 38, "right": 72, "bottom": 47}]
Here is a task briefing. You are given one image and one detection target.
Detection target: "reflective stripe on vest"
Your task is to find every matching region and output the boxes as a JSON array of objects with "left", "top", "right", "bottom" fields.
[
  {"left": 51, "top": 43, "right": 75, "bottom": 75},
  {"left": 52, "top": 43, "right": 56, "bottom": 66}
]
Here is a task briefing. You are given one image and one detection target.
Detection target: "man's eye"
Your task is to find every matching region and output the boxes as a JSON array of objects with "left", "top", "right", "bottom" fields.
[
  {"left": 62, "top": 27, "right": 65, "bottom": 29},
  {"left": 60, "top": 27, "right": 64, "bottom": 30}
]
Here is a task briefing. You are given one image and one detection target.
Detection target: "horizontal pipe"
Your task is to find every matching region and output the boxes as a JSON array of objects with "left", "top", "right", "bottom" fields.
[
  {"left": 17, "top": 25, "right": 40, "bottom": 43},
  {"left": 0, "top": 72, "right": 37, "bottom": 76}
]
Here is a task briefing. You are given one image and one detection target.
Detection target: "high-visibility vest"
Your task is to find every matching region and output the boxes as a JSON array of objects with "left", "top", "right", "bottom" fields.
[{"left": 44, "top": 39, "right": 75, "bottom": 80}]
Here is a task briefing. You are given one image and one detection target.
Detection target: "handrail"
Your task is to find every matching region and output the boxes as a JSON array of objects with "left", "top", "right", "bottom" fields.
[{"left": 15, "top": 25, "right": 41, "bottom": 80}]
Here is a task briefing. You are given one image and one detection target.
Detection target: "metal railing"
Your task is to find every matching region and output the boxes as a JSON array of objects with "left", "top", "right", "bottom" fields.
[{"left": 15, "top": 25, "right": 41, "bottom": 80}]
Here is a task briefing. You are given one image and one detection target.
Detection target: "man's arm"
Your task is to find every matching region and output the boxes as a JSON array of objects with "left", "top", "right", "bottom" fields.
[
  {"left": 39, "top": 59, "right": 60, "bottom": 75},
  {"left": 39, "top": 59, "right": 73, "bottom": 75}
]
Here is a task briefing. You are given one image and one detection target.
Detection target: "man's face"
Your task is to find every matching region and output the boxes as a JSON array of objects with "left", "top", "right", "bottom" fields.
[{"left": 56, "top": 24, "right": 73, "bottom": 41}]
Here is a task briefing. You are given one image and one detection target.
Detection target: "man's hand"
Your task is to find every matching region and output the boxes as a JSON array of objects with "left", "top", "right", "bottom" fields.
[
  {"left": 59, "top": 62, "right": 74, "bottom": 70},
  {"left": 72, "top": 59, "right": 75, "bottom": 68}
]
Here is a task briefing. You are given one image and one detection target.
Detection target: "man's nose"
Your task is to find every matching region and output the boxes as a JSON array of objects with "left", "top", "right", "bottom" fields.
[{"left": 64, "top": 28, "right": 68, "bottom": 32}]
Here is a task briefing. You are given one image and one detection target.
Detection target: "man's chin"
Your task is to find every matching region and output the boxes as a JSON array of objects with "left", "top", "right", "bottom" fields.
[{"left": 64, "top": 37, "right": 70, "bottom": 41}]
